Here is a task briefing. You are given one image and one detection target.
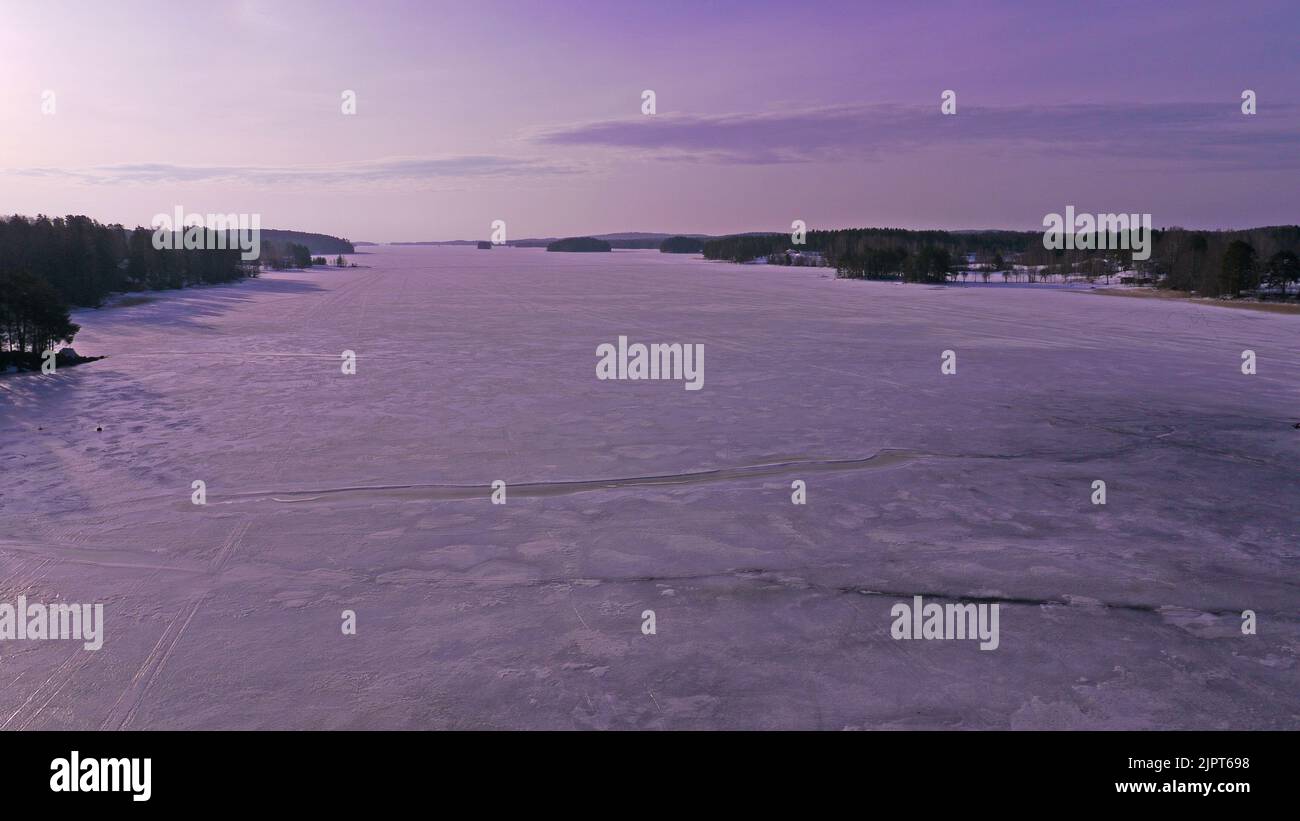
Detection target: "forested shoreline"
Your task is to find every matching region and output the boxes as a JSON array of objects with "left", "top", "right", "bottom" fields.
[
  {"left": 7, "top": 215, "right": 1298, "bottom": 374},
  {"left": 0, "top": 214, "right": 353, "bottom": 371},
  {"left": 703, "top": 226, "right": 1300, "bottom": 297}
]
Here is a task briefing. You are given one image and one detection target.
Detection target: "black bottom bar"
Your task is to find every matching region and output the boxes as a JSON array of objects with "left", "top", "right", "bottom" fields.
[{"left": 8, "top": 730, "right": 1284, "bottom": 808}]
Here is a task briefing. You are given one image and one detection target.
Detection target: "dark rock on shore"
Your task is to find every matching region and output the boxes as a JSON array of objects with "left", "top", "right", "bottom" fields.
[{"left": 0, "top": 349, "right": 104, "bottom": 374}]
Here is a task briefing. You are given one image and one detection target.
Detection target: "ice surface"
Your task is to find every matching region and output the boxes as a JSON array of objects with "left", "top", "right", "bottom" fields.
[{"left": 0, "top": 246, "right": 1296, "bottom": 729}]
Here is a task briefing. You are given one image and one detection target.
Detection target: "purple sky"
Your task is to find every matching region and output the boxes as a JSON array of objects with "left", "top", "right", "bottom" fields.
[{"left": 2, "top": 0, "right": 1297, "bottom": 241}]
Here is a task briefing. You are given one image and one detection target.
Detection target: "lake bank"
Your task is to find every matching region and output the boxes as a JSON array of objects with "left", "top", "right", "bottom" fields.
[{"left": 1084, "top": 286, "right": 1300, "bottom": 314}]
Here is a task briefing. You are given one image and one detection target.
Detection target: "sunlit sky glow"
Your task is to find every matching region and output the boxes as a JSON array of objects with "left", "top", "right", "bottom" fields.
[{"left": 2, "top": 0, "right": 1297, "bottom": 241}]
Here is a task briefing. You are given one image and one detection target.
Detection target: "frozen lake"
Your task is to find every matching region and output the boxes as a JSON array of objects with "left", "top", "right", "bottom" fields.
[{"left": 1, "top": 245, "right": 1297, "bottom": 729}]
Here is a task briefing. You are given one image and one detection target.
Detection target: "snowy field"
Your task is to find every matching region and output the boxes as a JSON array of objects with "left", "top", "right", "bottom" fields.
[{"left": 0, "top": 245, "right": 1296, "bottom": 729}]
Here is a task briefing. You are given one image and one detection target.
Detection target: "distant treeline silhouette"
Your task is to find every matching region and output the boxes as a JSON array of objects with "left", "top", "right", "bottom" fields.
[
  {"left": 259, "top": 229, "right": 355, "bottom": 256},
  {"left": 0, "top": 214, "right": 246, "bottom": 308},
  {"left": 546, "top": 237, "right": 611, "bottom": 252},
  {"left": 660, "top": 236, "right": 705, "bottom": 253},
  {"left": 703, "top": 226, "right": 1300, "bottom": 296}
]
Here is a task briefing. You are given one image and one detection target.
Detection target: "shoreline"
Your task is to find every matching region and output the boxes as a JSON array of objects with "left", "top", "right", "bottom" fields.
[
  {"left": 0, "top": 352, "right": 105, "bottom": 376},
  {"left": 2, "top": 269, "right": 321, "bottom": 379},
  {"left": 1081, "top": 287, "right": 1300, "bottom": 315}
]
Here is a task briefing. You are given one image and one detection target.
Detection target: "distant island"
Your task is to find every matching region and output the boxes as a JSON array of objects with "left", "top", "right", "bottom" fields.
[
  {"left": 477, "top": 241, "right": 493, "bottom": 250},
  {"left": 546, "top": 237, "right": 611, "bottom": 252},
  {"left": 660, "top": 236, "right": 705, "bottom": 253},
  {"left": 259, "top": 229, "right": 355, "bottom": 255},
  {"left": 393, "top": 232, "right": 711, "bottom": 249},
  {"left": 391, "top": 240, "right": 482, "bottom": 246}
]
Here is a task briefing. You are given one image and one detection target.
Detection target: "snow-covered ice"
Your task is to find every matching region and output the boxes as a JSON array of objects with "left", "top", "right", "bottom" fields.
[{"left": 0, "top": 246, "right": 1296, "bottom": 729}]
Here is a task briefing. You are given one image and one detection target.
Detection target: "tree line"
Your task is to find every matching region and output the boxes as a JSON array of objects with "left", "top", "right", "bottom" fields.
[
  {"left": 0, "top": 214, "right": 252, "bottom": 309},
  {"left": 0, "top": 214, "right": 345, "bottom": 367},
  {"left": 1137, "top": 227, "right": 1299, "bottom": 296},
  {"left": 701, "top": 226, "right": 1300, "bottom": 296},
  {"left": 0, "top": 270, "right": 81, "bottom": 365},
  {"left": 703, "top": 229, "right": 1010, "bottom": 284}
]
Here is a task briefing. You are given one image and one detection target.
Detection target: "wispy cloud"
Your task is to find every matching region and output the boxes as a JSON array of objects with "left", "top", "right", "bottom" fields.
[
  {"left": 533, "top": 103, "right": 1300, "bottom": 167},
  {"left": 2, "top": 156, "right": 577, "bottom": 187}
]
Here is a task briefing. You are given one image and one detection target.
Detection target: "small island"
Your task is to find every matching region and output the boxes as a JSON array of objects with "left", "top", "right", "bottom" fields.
[
  {"left": 659, "top": 236, "right": 705, "bottom": 254},
  {"left": 477, "top": 241, "right": 493, "bottom": 250},
  {"left": 546, "top": 237, "right": 611, "bottom": 252}
]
